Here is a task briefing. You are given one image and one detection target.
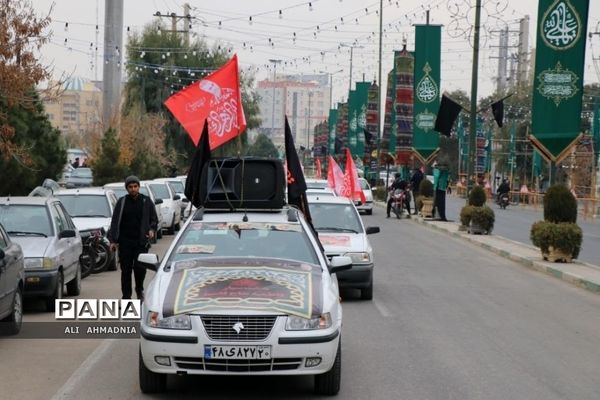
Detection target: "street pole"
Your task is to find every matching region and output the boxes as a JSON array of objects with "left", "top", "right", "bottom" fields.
[
  {"left": 349, "top": 46, "right": 353, "bottom": 93},
  {"left": 307, "top": 92, "right": 312, "bottom": 148},
  {"left": 466, "top": 0, "right": 482, "bottom": 200},
  {"left": 375, "top": 0, "right": 383, "bottom": 176},
  {"left": 269, "top": 59, "right": 282, "bottom": 139}
]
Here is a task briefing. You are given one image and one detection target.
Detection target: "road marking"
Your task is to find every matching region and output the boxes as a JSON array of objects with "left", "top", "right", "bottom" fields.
[
  {"left": 50, "top": 339, "right": 116, "bottom": 400},
  {"left": 373, "top": 299, "right": 392, "bottom": 317}
]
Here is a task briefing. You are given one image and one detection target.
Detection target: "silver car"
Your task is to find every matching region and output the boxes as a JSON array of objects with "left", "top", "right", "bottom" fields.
[
  {"left": 0, "top": 197, "right": 82, "bottom": 311},
  {"left": 65, "top": 167, "right": 93, "bottom": 188}
]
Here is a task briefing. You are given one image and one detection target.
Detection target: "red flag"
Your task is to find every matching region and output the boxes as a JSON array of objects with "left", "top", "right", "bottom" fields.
[
  {"left": 327, "top": 156, "right": 345, "bottom": 195},
  {"left": 343, "top": 149, "right": 366, "bottom": 203},
  {"left": 315, "top": 158, "right": 322, "bottom": 179},
  {"left": 164, "top": 54, "right": 246, "bottom": 149}
]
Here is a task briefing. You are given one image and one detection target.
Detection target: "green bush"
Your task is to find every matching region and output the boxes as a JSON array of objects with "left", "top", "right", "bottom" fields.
[
  {"left": 468, "top": 185, "right": 487, "bottom": 206},
  {"left": 419, "top": 179, "right": 434, "bottom": 197},
  {"left": 460, "top": 205, "right": 476, "bottom": 227},
  {"left": 373, "top": 186, "right": 388, "bottom": 202},
  {"left": 530, "top": 221, "right": 582, "bottom": 259},
  {"left": 470, "top": 206, "right": 495, "bottom": 233},
  {"left": 543, "top": 184, "right": 577, "bottom": 223}
]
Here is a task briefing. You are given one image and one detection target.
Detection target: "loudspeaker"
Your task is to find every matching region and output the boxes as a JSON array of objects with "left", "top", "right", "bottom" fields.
[{"left": 199, "top": 158, "right": 285, "bottom": 209}]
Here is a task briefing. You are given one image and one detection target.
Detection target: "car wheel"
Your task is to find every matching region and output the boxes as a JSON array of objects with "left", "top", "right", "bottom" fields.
[
  {"left": 360, "top": 280, "right": 373, "bottom": 300},
  {"left": 366, "top": 209, "right": 373, "bottom": 215},
  {"left": 1, "top": 287, "right": 23, "bottom": 335},
  {"left": 139, "top": 347, "right": 166, "bottom": 393},
  {"left": 66, "top": 263, "right": 82, "bottom": 296},
  {"left": 91, "top": 242, "right": 110, "bottom": 274},
  {"left": 45, "top": 270, "right": 63, "bottom": 312},
  {"left": 314, "top": 339, "right": 341, "bottom": 395},
  {"left": 166, "top": 214, "right": 176, "bottom": 235}
]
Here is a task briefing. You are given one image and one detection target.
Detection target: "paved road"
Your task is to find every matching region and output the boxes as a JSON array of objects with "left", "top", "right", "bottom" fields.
[
  {"left": 444, "top": 195, "right": 600, "bottom": 264},
  {"left": 2, "top": 213, "right": 600, "bottom": 399}
]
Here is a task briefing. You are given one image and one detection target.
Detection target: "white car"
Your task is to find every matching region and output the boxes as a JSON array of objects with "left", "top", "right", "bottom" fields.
[
  {"left": 153, "top": 178, "right": 191, "bottom": 220},
  {"left": 136, "top": 206, "right": 351, "bottom": 395},
  {"left": 305, "top": 178, "right": 329, "bottom": 190},
  {"left": 307, "top": 196, "right": 380, "bottom": 300},
  {"left": 355, "top": 178, "right": 374, "bottom": 215},
  {"left": 144, "top": 181, "right": 181, "bottom": 235}
]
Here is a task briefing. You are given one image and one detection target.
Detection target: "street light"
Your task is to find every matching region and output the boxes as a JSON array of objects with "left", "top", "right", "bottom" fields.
[
  {"left": 339, "top": 43, "right": 364, "bottom": 92},
  {"left": 268, "top": 59, "right": 282, "bottom": 139},
  {"left": 319, "top": 69, "right": 343, "bottom": 109}
]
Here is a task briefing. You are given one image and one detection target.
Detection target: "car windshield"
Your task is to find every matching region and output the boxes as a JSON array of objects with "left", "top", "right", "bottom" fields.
[
  {"left": 56, "top": 194, "right": 111, "bottom": 218},
  {"left": 309, "top": 203, "right": 363, "bottom": 233},
  {"left": 0, "top": 204, "right": 53, "bottom": 237},
  {"left": 167, "top": 181, "right": 184, "bottom": 193},
  {"left": 72, "top": 168, "right": 92, "bottom": 178},
  {"left": 359, "top": 179, "right": 370, "bottom": 190},
  {"left": 167, "top": 222, "right": 319, "bottom": 266},
  {"left": 110, "top": 187, "right": 128, "bottom": 198},
  {"left": 306, "top": 181, "right": 328, "bottom": 189},
  {"left": 149, "top": 184, "right": 169, "bottom": 200}
]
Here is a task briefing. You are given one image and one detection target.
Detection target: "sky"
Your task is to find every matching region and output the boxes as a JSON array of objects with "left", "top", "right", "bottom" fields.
[{"left": 33, "top": 0, "right": 600, "bottom": 105}]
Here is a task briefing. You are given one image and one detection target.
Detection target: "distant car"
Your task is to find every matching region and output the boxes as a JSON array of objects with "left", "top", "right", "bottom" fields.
[
  {"left": 0, "top": 223, "right": 25, "bottom": 335},
  {"left": 153, "top": 178, "right": 190, "bottom": 220},
  {"left": 0, "top": 196, "right": 82, "bottom": 311},
  {"left": 306, "top": 188, "right": 337, "bottom": 197},
  {"left": 305, "top": 179, "right": 329, "bottom": 190},
  {"left": 144, "top": 181, "right": 181, "bottom": 235},
  {"left": 355, "top": 178, "right": 374, "bottom": 215},
  {"left": 307, "top": 196, "right": 380, "bottom": 300},
  {"left": 65, "top": 167, "right": 93, "bottom": 188}
]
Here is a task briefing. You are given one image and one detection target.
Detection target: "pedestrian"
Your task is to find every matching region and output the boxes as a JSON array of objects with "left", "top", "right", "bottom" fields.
[
  {"left": 107, "top": 176, "right": 159, "bottom": 300},
  {"left": 410, "top": 167, "right": 424, "bottom": 215},
  {"left": 71, "top": 157, "right": 80, "bottom": 168},
  {"left": 432, "top": 164, "right": 449, "bottom": 221}
]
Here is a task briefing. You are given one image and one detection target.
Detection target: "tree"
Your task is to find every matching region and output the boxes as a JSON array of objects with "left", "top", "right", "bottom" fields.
[
  {"left": 246, "top": 134, "right": 279, "bottom": 158},
  {"left": 90, "top": 128, "right": 126, "bottom": 186}
]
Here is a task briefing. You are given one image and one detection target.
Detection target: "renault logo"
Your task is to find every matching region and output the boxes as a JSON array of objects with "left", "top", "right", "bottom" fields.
[{"left": 232, "top": 322, "right": 244, "bottom": 334}]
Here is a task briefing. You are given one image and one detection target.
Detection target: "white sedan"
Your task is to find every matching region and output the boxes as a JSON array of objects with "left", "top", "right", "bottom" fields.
[{"left": 136, "top": 207, "right": 351, "bottom": 395}]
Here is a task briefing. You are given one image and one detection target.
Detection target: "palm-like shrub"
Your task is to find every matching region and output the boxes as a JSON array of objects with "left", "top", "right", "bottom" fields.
[
  {"left": 468, "top": 185, "right": 487, "bottom": 207},
  {"left": 543, "top": 184, "right": 577, "bottom": 223},
  {"left": 419, "top": 179, "right": 434, "bottom": 197}
]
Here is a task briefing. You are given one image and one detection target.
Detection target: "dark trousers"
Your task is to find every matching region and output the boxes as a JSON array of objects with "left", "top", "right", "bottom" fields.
[
  {"left": 412, "top": 190, "right": 420, "bottom": 214},
  {"left": 119, "top": 244, "right": 147, "bottom": 299},
  {"left": 433, "top": 189, "right": 447, "bottom": 220}
]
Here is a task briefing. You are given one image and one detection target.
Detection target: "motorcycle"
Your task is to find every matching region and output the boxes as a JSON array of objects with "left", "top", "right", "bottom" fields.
[
  {"left": 79, "top": 229, "right": 111, "bottom": 277},
  {"left": 497, "top": 193, "right": 509, "bottom": 209},
  {"left": 389, "top": 188, "right": 411, "bottom": 219}
]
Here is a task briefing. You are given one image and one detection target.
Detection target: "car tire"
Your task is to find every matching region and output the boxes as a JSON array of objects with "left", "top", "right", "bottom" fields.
[
  {"left": 45, "top": 270, "right": 63, "bottom": 312},
  {"left": 360, "top": 280, "right": 373, "bottom": 300},
  {"left": 66, "top": 263, "right": 82, "bottom": 296},
  {"left": 314, "top": 339, "right": 341, "bottom": 395},
  {"left": 1, "top": 287, "right": 23, "bottom": 335},
  {"left": 366, "top": 209, "right": 373, "bottom": 215},
  {"left": 139, "top": 347, "right": 166, "bottom": 393},
  {"left": 166, "top": 214, "right": 176, "bottom": 235}
]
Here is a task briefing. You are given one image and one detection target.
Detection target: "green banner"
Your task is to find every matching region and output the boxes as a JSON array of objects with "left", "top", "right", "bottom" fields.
[
  {"left": 593, "top": 101, "right": 600, "bottom": 159},
  {"left": 387, "top": 70, "right": 397, "bottom": 154},
  {"left": 355, "top": 82, "right": 370, "bottom": 157},
  {"left": 457, "top": 116, "right": 468, "bottom": 174},
  {"left": 531, "top": 0, "right": 590, "bottom": 161},
  {"left": 347, "top": 90, "right": 358, "bottom": 154},
  {"left": 328, "top": 108, "right": 338, "bottom": 155},
  {"left": 413, "top": 25, "right": 442, "bottom": 163}
]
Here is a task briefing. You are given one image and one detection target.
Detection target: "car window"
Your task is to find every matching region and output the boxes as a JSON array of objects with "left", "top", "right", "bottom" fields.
[
  {"left": 107, "top": 192, "right": 117, "bottom": 209},
  {"left": 309, "top": 203, "right": 363, "bottom": 233},
  {"left": 0, "top": 204, "right": 53, "bottom": 237},
  {"left": 168, "top": 181, "right": 184, "bottom": 193},
  {"left": 51, "top": 204, "right": 67, "bottom": 233},
  {"left": 167, "top": 222, "right": 319, "bottom": 266},
  {"left": 58, "top": 203, "right": 76, "bottom": 230},
  {"left": 306, "top": 181, "right": 328, "bottom": 189},
  {"left": 139, "top": 187, "right": 150, "bottom": 198},
  {"left": 149, "top": 184, "right": 170, "bottom": 200},
  {"left": 359, "top": 179, "right": 370, "bottom": 190},
  {"left": 0, "top": 227, "right": 8, "bottom": 249},
  {"left": 72, "top": 168, "right": 92, "bottom": 178},
  {"left": 56, "top": 194, "right": 111, "bottom": 218}
]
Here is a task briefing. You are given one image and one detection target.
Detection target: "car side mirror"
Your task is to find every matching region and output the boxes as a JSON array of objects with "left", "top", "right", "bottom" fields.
[
  {"left": 365, "top": 226, "right": 380, "bottom": 235},
  {"left": 58, "top": 230, "right": 76, "bottom": 239},
  {"left": 154, "top": 198, "right": 163, "bottom": 205},
  {"left": 173, "top": 194, "right": 181, "bottom": 201},
  {"left": 328, "top": 256, "right": 352, "bottom": 274},
  {"left": 138, "top": 253, "right": 159, "bottom": 272}
]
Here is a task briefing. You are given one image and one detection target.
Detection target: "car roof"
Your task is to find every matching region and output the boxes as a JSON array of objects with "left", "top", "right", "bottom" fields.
[
  {"left": 103, "top": 182, "right": 124, "bottom": 187},
  {"left": 306, "top": 195, "right": 353, "bottom": 205},
  {"left": 56, "top": 188, "right": 111, "bottom": 195},
  {"left": 0, "top": 196, "right": 58, "bottom": 206},
  {"left": 193, "top": 207, "right": 301, "bottom": 224}
]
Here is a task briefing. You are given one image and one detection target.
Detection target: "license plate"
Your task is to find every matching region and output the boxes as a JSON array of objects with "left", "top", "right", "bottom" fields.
[{"left": 204, "top": 345, "right": 271, "bottom": 360}]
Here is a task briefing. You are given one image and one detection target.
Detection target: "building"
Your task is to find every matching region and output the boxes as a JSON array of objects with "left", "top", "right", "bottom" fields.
[
  {"left": 43, "top": 77, "right": 103, "bottom": 138},
  {"left": 257, "top": 74, "right": 330, "bottom": 149}
]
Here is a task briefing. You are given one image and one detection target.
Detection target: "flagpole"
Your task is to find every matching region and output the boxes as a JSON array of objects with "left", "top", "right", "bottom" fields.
[
  {"left": 375, "top": 0, "right": 383, "bottom": 177},
  {"left": 466, "top": 0, "right": 482, "bottom": 200}
]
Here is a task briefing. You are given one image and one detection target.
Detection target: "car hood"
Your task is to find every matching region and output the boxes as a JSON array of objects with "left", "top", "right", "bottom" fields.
[
  {"left": 11, "top": 237, "right": 53, "bottom": 258},
  {"left": 72, "top": 217, "right": 111, "bottom": 232},
  {"left": 317, "top": 232, "right": 367, "bottom": 254},
  {"left": 148, "top": 257, "right": 324, "bottom": 319}
]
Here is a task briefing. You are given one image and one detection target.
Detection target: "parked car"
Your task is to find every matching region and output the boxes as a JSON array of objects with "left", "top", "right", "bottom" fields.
[
  {"left": 0, "top": 197, "right": 82, "bottom": 311},
  {"left": 305, "top": 179, "right": 329, "bottom": 190},
  {"left": 307, "top": 196, "right": 380, "bottom": 300},
  {"left": 355, "top": 178, "right": 374, "bottom": 215},
  {"left": 55, "top": 188, "right": 118, "bottom": 271},
  {"left": 144, "top": 181, "right": 181, "bottom": 235},
  {"left": 0, "top": 223, "right": 25, "bottom": 335},
  {"left": 153, "top": 178, "right": 190, "bottom": 220},
  {"left": 65, "top": 167, "right": 93, "bottom": 188}
]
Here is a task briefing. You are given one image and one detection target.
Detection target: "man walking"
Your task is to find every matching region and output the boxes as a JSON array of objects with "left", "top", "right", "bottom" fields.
[
  {"left": 108, "top": 176, "right": 159, "bottom": 300},
  {"left": 410, "top": 167, "right": 424, "bottom": 215}
]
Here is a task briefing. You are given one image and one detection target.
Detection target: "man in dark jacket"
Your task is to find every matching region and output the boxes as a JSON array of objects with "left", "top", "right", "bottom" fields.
[
  {"left": 410, "top": 167, "right": 424, "bottom": 215},
  {"left": 387, "top": 172, "right": 411, "bottom": 217},
  {"left": 108, "top": 176, "right": 159, "bottom": 300}
]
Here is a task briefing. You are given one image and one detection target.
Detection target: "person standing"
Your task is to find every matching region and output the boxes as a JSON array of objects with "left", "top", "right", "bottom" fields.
[
  {"left": 108, "top": 176, "right": 159, "bottom": 300},
  {"left": 432, "top": 164, "right": 449, "bottom": 221},
  {"left": 410, "top": 167, "right": 424, "bottom": 215},
  {"left": 71, "top": 157, "right": 80, "bottom": 168}
]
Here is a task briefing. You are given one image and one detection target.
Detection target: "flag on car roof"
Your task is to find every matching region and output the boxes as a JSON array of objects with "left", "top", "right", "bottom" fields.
[
  {"left": 327, "top": 155, "right": 345, "bottom": 196},
  {"left": 343, "top": 148, "right": 366, "bottom": 203},
  {"left": 315, "top": 158, "right": 322, "bottom": 179},
  {"left": 164, "top": 54, "right": 246, "bottom": 149},
  {"left": 184, "top": 120, "right": 211, "bottom": 208},
  {"left": 284, "top": 116, "right": 313, "bottom": 224}
]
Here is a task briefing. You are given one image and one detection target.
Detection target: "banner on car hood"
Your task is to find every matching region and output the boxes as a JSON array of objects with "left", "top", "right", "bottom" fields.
[{"left": 162, "top": 259, "right": 322, "bottom": 319}]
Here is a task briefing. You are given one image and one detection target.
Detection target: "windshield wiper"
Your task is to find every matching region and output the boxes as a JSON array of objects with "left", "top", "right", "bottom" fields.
[
  {"left": 7, "top": 230, "right": 48, "bottom": 237},
  {"left": 316, "top": 227, "right": 359, "bottom": 233},
  {"left": 71, "top": 214, "right": 108, "bottom": 218}
]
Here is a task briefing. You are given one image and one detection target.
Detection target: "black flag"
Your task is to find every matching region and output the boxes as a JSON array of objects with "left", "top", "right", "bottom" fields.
[
  {"left": 184, "top": 120, "right": 211, "bottom": 208},
  {"left": 363, "top": 128, "right": 373, "bottom": 145},
  {"left": 434, "top": 94, "right": 463, "bottom": 136},
  {"left": 284, "top": 116, "right": 313, "bottom": 224},
  {"left": 491, "top": 99, "right": 504, "bottom": 128}
]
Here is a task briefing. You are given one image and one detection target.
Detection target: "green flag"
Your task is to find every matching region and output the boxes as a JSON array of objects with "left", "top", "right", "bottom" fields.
[
  {"left": 355, "top": 82, "right": 370, "bottom": 157},
  {"left": 328, "top": 108, "right": 338, "bottom": 155},
  {"left": 485, "top": 125, "right": 493, "bottom": 173},
  {"left": 531, "top": 0, "right": 590, "bottom": 161},
  {"left": 347, "top": 89, "right": 358, "bottom": 153},
  {"left": 413, "top": 25, "right": 442, "bottom": 163}
]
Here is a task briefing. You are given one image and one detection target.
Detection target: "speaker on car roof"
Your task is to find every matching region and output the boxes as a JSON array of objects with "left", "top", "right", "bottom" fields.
[{"left": 199, "top": 158, "right": 285, "bottom": 209}]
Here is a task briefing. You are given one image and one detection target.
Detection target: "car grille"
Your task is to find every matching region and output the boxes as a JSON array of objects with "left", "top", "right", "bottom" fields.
[
  {"left": 173, "top": 357, "right": 302, "bottom": 372},
  {"left": 201, "top": 315, "right": 277, "bottom": 341}
]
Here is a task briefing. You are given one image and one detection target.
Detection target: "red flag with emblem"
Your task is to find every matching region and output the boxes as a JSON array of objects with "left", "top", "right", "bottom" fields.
[
  {"left": 315, "top": 158, "right": 322, "bottom": 179},
  {"left": 164, "top": 54, "right": 246, "bottom": 149},
  {"left": 343, "top": 148, "right": 366, "bottom": 203},
  {"left": 327, "top": 156, "right": 345, "bottom": 195}
]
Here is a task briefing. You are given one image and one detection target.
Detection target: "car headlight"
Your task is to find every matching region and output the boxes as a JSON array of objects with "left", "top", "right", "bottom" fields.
[
  {"left": 146, "top": 311, "right": 191, "bottom": 330},
  {"left": 286, "top": 313, "right": 332, "bottom": 330},
  {"left": 344, "top": 252, "right": 371, "bottom": 264},
  {"left": 24, "top": 257, "right": 55, "bottom": 269}
]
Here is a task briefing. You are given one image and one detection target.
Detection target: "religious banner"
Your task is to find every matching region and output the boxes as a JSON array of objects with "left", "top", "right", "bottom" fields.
[
  {"left": 366, "top": 82, "right": 379, "bottom": 165},
  {"left": 530, "top": 0, "right": 590, "bottom": 162},
  {"left": 476, "top": 116, "right": 487, "bottom": 175},
  {"left": 347, "top": 89, "right": 358, "bottom": 153},
  {"left": 394, "top": 48, "right": 415, "bottom": 165},
  {"left": 328, "top": 108, "right": 339, "bottom": 155},
  {"left": 383, "top": 70, "right": 396, "bottom": 156},
  {"left": 354, "top": 82, "right": 370, "bottom": 158},
  {"left": 413, "top": 25, "right": 442, "bottom": 164},
  {"left": 335, "top": 102, "right": 348, "bottom": 153}
]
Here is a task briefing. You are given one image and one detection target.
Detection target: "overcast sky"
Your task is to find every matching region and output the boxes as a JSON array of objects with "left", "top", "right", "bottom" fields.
[{"left": 34, "top": 0, "right": 600, "bottom": 104}]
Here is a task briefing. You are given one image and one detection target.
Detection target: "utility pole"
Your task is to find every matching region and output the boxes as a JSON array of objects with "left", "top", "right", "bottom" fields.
[
  {"left": 320, "top": 69, "right": 343, "bottom": 109},
  {"left": 306, "top": 91, "right": 313, "bottom": 148},
  {"left": 490, "top": 27, "right": 509, "bottom": 94},
  {"left": 375, "top": 0, "right": 383, "bottom": 174},
  {"left": 154, "top": 4, "right": 194, "bottom": 42},
  {"left": 268, "top": 59, "right": 282, "bottom": 140},
  {"left": 102, "top": 0, "right": 124, "bottom": 128},
  {"left": 517, "top": 16, "right": 530, "bottom": 93},
  {"left": 340, "top": 43, "right": 364, "bottom": 93}
]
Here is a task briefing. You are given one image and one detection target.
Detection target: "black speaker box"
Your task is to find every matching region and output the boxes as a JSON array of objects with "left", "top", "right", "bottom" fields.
[{"left": 199, "top": 158, "right": 285, "bottom": 209}]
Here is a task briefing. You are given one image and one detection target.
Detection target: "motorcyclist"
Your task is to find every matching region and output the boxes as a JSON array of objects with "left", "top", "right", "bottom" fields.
[
  {"left": 387, "top": 172, "right": 411, "bottom": 218},
  {"left": 497, "top": 179, "right": 510, "bottom": 203}
]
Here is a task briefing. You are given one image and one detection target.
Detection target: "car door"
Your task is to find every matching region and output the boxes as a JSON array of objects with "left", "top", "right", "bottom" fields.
[
  {"left": 57, "top": 202, "right": 81, "bottom": 280},
  {"left": 0, "top": 224, "right": 22, "bottom": 317},
  {"left": 50, "top": 203, "right": 75, "bottom": 281}
]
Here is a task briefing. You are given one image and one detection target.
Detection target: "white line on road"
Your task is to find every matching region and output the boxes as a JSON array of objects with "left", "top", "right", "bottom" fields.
[
  {"left": 373, "top": 299, "right": 392, "bottom": 317},
  {"left": 50, "top": 339, "right": 116, "bottom": 400}
]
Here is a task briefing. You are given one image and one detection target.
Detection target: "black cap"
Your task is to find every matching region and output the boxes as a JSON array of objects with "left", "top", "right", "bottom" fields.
[{"left": 125, "top": 175, "right": 140, "bottom": 187}]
